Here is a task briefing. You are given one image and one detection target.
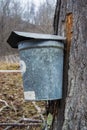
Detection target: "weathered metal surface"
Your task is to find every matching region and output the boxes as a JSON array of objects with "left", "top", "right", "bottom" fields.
[
  {"left": 7, "top": 31, "right": 65, "bottom": 101},
  {"left": 19, "top": 40, "right": 64, "bottom": 100}
]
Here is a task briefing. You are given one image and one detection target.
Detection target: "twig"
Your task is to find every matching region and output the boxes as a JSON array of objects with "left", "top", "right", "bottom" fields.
[
  {"left": 21, "top": 118, "right": 42, "bottom": 123},
  {"left": 4, "top": 118, "right": 23, "bottom": 130},
  {"left": 10, "top": 102, "right": 17, "bottom": 113},
  {"left": 4, "top": 117, "right": 42, "bottom": 130},
  {"left": 0, "top": 99, "right": 9, "bottom": 106},
  {"left": 0, "top": 106, "right": 8, "bottom": 112},
  {"left": 0, "top": 122, "right": 41, "bottom": 126},
  {"left": 32, "top": 102, "right": 45, "bottom": 123},
  {"left": 0, "top": 99, "right": 9, "bottom": 112},
  {"left": 32, "top": 102, "right": 49, "bottom": 130}
]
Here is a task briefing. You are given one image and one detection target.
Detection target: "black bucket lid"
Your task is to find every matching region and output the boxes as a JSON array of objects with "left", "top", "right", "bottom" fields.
[{"left": 7, "top": 31, "right": 66, "bottom": 48}]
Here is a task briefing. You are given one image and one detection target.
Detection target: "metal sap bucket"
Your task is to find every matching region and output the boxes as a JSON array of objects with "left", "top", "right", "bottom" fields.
[{"left": 7, "top": 31, "right": 65, "bottom": 101}]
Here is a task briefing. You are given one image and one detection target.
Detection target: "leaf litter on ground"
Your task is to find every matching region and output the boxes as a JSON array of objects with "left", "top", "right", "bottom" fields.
[{"left": 0, "top": 63, "right": 46, "bottom": 130}]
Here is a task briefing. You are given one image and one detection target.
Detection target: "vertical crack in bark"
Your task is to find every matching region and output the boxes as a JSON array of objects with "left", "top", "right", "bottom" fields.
[{"left": 53, "top": 0, "right": 61, "bottom": 34}]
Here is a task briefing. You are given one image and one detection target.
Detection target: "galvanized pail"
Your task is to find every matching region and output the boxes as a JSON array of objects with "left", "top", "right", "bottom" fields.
[{"left": 7, "top": 31, "right": 65, "bottom": 101}]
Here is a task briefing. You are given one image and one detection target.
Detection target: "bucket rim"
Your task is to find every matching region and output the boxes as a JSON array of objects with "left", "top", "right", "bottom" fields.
[
  {"left": 18, "top": 40, "right": 64, "bottom": 50},
  {"left": 7, "top": 31, "right": 66, "bottom": 48}
]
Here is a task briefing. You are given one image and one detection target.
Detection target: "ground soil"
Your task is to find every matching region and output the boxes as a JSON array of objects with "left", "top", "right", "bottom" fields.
[{"left": 0, "top": 63, "right": 46, "bottom": 130}]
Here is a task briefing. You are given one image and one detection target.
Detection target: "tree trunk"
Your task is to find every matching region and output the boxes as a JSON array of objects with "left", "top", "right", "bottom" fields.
[{"left": 51, "top": 0, "right": 87, "bottom": 130}]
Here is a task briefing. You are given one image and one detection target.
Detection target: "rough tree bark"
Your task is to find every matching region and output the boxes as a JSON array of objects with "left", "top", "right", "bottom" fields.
[{"left": 51, "top": 0, "right": 87, "bottom": 130}]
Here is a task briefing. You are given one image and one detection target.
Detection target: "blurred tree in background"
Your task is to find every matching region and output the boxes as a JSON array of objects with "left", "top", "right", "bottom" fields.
[{"left": 0, "top": 0, "right": 56, "bottom": 59}]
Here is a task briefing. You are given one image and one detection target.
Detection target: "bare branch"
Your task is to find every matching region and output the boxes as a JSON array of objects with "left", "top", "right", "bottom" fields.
[
  {"left": 0, "top": 122, "right": 41, "bottom": 126},
  {"left": 4, "top": 117, "right": 42, "bottom": 130}
]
